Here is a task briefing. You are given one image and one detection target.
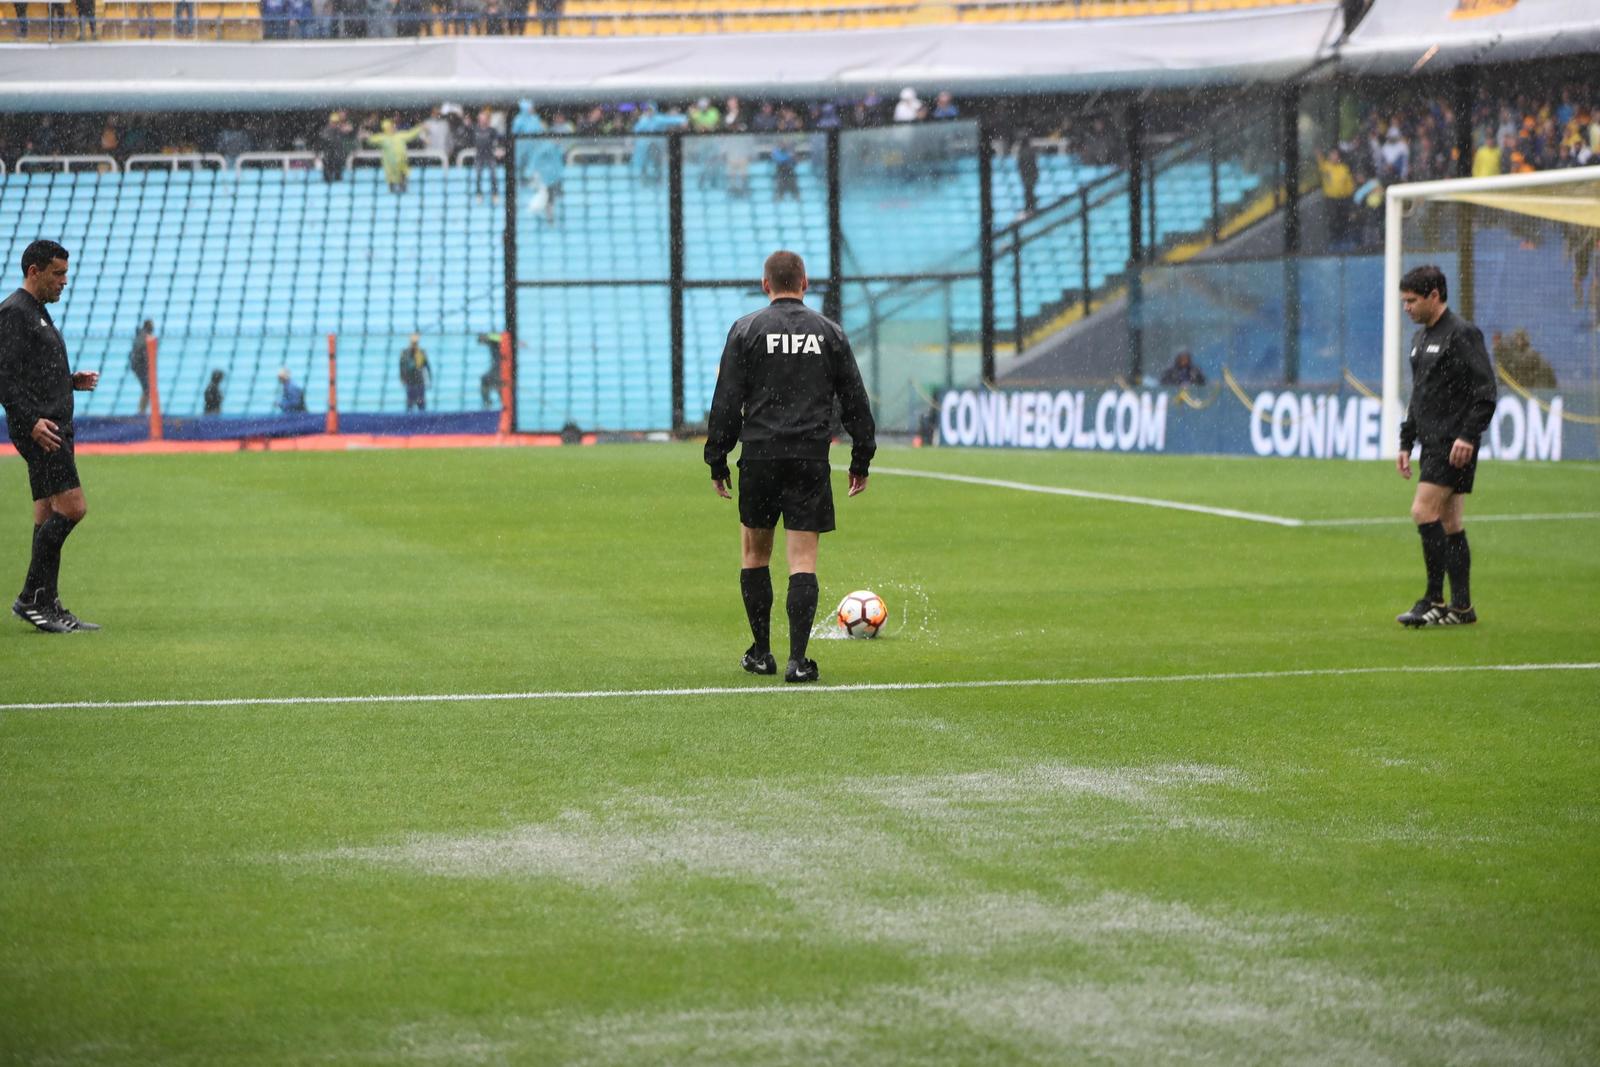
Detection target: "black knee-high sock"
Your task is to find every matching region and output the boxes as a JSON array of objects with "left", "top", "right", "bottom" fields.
[
  {"left": 27, "top": 513, "right": 77, "bottom": 602},
  {"left": 786, "top": 571, "right": 819, "bottom": 663},
  {"left": 1445, "top": 530, "right": 1471, "bottom": 608},
  {"left": 21, "top": 522, "right": 42, "bottom": 599},
  {"left": 739, "top": 566, "right": 772, "bottom": 655},
  {"left": 1416, "top": 520, "right": 1446, "bottom": 602}
]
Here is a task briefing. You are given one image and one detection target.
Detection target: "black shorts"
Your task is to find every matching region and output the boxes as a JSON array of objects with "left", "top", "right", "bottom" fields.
[
  {"left": 737, "top": 457, "right": 835, "bottom": 533},
  {"left": 10, "top": 426, "right": 81, "bottom": 501},
  {"left": 1419, "top": 441, "right": 1477, "bottom": 494}
]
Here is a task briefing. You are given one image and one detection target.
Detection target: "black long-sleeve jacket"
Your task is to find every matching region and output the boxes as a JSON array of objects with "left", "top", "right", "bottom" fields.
[
  {"left": 0, "top": 288, "right": 73, "bottom": 442},
  {"left": 704, "top": 297, "right": 875, "bottom": 481},
  {"left": 1399, "top": 307, "right": 1498, "bottom": 452}
]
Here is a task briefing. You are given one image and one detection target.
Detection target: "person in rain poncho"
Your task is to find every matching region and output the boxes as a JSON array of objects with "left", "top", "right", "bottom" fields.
[
  {"left": 365, "top": 118, "right": 427, "bottom": 194},
  {"left": 511, "top": 99, "right": 546, "bottom": 187}
]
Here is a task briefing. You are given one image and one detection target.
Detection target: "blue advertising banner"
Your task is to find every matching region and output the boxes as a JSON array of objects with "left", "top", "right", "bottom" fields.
[{"left": 937, "top": 387, "right": 1597, "bottom": 462}]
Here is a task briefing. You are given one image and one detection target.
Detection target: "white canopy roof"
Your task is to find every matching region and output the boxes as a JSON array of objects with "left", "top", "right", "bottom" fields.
[
  {"left": 1337, "top": 0, "right": 1600, "bottom": 73},
  {"left": 0, "top": 4, "right": 1342, "bottom": 111}
]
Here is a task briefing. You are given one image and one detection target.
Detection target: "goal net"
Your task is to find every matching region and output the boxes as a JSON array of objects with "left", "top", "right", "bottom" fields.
[{"left": 1382, "top": 169, "right": 1600, "bottom": 462}]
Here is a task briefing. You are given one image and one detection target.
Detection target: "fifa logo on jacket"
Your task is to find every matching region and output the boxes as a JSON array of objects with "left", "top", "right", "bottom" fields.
[{"left": 766, "top": 334, "right": 824, "bottom": 355}]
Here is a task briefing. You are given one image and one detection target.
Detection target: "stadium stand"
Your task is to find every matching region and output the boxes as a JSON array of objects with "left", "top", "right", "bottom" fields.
[
  {"left": 0, "top": 158, "right": 504, "bottom": 419},
  {"left": 0, "top": 131, "right": 1259, "bottom": 427},
  {"left": 0, "top": 0, "right": 1331, "bottom": 41}
]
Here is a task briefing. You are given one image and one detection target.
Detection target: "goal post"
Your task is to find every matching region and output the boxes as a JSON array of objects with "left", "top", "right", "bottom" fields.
[{"left": 1383, "top": 168, "right": 1600, "bottom": 460}]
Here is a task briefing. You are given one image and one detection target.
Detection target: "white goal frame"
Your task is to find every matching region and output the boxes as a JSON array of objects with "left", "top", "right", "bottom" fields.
[{"left": 1381, "top": 167, "right": 1597, "bottom": 453}]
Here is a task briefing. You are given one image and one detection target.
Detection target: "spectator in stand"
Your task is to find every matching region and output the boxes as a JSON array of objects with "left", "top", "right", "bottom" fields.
[
  {"left": 365, "top": 117, "right": 427, "bottom": 193},
  {"left": 289, "top": 0, "right": 316, "bottom": 36},
  {"left": 932, "top": 91, "right": 959, "bottom": 121},
  {"left": 689, "top": 98, "right": 721, "bottom": 134},
  {"left": 422, "top": 106, "right": 453, "bottom": 158},
  {"left": 477, "top": 333, "right": 504, "bottom": 407},
  {"left": 216, "top": 125, "right": 249, "bottom": 164},
  {"left": 506, "top": 0, "right": 528, "bottom": 35},
  {"left": 1472, "top": 130, "right": 1502, "bottom": 178},
  {"left": 73, "top": 0, "right": 95, "bottom": 38},
  {"left": 511, "top": 98, "right": 546, "bottom": 185},
  {"left": 528, "top": 112, "right": 571, "bottom": 221},
  {"left": 1159, "top": 351, "right": 1206, "bottom": 387},
  {"left": 261, "top": 0, "right": 290, "bottom": 37},
  {"left": 277, "top": 368, "right": 306, "bottom": 413},
  {"left": 319, "top": 111, "right": 357, "bottom": 181},
  {"left": 12, "top": 1, "right": 28, "bottom": 39},
  {"left": 366, "top": 0, "right": 394, "bottom": 35},
  {"left": 724, "top": 99, "right": 753, "bottom": 198},
  {"left": 1015, "top": 131, "right": 1039, "bottom": 218},
  {"left": 771, "top": 140, "right": 800, "bottom": 202},
  {"left": 484, "top": 0, "right": 504, "bottom": 35},
  {"left": 471, "top": 108, "right": 501, "bottom": 201},
  {"left": 1316, "top": 148, "right": 1355, "bottom": 248},
  {"left": 394, "top": 0, "right": 428, "bottom": 33},
  {"left": 174, "top": 0, "right": 195, "bottom": 34},
  {"left": 399, "top": 335, "right": 431, "bottom": 412},
  {"left": 1378, "top": 126, "right": 1410, "bottom": 182},
  {"left": 894, "top": 88, "right": 924, "bottom": 123},
  {"left": 750, "top": 102, "right": 778, "bottom": 133},
  {"left": 776, "top": 106, "right": 804, "bottom": 134},
  {"left": 97, "top": 118, "right": 118, "bottom": 161},
  {"left": 204, "top": 371, "right": 225, "bottom": 416},
  {"left": 535, "top": 0, "right": 560, "bottom": 34},
  {"left": 129, "top": 319, "right": 154, "bottom": 417},
  {"left": 134, "top": 0, "right": 153, "bottom": 36}
]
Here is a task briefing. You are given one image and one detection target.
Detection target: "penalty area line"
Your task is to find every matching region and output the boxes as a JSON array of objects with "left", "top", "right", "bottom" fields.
[{"left": 4, "top": 662, "right": 1598, "bottom": 713}]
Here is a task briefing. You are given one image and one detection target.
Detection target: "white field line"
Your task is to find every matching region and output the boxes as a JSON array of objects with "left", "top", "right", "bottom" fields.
[
  {"left": 3, "top": 662, "right": 1596, "bottom": 713},
  {"left": 864, "top": 466, "right": 1600, "bottom": 528},
  {"left": 863, "top": 466, "right": 1304, "bottom": 527},
  {"left": 1303, "top": 512, "right": 1600, "bottom": 527}
]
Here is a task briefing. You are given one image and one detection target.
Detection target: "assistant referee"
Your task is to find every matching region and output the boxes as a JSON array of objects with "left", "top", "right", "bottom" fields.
[
  {"left": 1393, "top": 264, "right": 1497, "bottom": 628},
  {"left": 0, "top": 240, "right": 101, "bottom": 633},
  {"left": 705, "top": 250, "right": 876, "bottom": 683}
]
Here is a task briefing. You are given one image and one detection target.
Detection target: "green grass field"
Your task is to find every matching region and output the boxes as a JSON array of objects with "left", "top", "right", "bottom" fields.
[{"left": 3, "top": 443, "right": 1598, "bottom": 1065}]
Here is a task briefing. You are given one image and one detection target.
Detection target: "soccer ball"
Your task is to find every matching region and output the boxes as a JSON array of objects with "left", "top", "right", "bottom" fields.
[{"left": 836, "top": 589, "right": 888, "bottom": 639}]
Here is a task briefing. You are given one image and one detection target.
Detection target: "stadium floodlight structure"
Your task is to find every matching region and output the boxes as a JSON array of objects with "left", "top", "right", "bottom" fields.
[{"left": 1381, "top": 167, "right": 1600, "bottom": 455}]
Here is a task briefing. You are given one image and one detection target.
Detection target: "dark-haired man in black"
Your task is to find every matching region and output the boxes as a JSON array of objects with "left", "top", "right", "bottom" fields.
[
  {"left": 705, "top": 250, "right": 876, "bottom": 683},
  {"left": 0, "top": 240, "right": 101, "bottom": 633},
  {"left": 1394, "top": 264, "right": 1497, "bottom": 628}
]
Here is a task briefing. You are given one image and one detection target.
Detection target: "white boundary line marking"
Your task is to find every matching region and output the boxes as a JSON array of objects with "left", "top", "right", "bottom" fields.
[
  {"left": 4, "top": 662, "right": 1596, "bottom": 713},
  {"left": 865, "top": 466, "right": 1305, "bottom": 526},
  {"left": 1303, "top": 512, "right": 1600, "bottom": 527},
  {"left": 866, "top": 466, "right": 1600, "bottom": 528}
]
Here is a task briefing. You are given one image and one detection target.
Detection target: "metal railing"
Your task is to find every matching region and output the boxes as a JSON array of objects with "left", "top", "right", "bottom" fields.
[
  {"left": 15, "top": 155, "right": 120, "bottom": 173},
  {"left": 124, "top": 153, "right": 229, "bottom": 172}
]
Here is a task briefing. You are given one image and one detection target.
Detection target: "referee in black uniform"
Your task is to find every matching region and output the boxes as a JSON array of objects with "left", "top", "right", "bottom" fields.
[
  {"left": 705, "top": 250, "right": 876, "bottom": 683},
  {"left": 1394, "top": 265, "right": 1497, "bottom": 628},
  {"left": 0, "top": 240, "right": 101, "bottom": 633}
]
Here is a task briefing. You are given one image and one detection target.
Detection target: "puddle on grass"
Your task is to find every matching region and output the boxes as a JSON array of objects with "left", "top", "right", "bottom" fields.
[{"left": 812, "top": 580, "right": 937, "bottom": 643}]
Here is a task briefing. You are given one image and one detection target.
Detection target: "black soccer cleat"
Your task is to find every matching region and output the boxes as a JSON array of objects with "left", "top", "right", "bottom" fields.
[
  {"left": 54, "top": 599, "right": 100, "bottom": 632},
  {"left": 11, "top": 593, "right": 74, "bottom": 634},
  {"left": 1396, "top": 598, "right": 1445, "bottom": 628},
  {"left": 741, "top": 645, "right": 776, "bottom": 676},
  {"left": 784, "top": 657, "right": 819, "bottom": 684},
  {"left": 1431, "top": 605, "right": 1477, "bottom": 626}
]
